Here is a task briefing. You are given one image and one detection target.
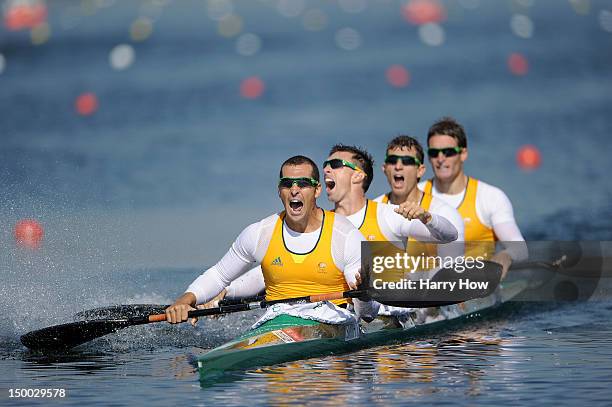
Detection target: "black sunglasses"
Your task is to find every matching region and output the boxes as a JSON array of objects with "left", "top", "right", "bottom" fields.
[
  {"left": 427, "top": 147, "right": 463, "bottom": 158},
  {"left": 322, "top": 158, "right": 365, "bottom": 174},
  {"left": 384, "top": 155, "right": 421, "bottom": 166},
  {"left": 278, "top": 177, "right": 319, "bottom": 189}
]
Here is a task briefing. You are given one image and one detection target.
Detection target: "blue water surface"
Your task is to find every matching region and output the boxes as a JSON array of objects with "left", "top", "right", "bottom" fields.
[{"left": 1, "top": 0, "right": 612, "bottom": 405}]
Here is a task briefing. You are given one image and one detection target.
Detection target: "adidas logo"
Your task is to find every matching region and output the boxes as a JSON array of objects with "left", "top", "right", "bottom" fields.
[{"left": 271, "top": 256, "right": 283, "bottom": 266}]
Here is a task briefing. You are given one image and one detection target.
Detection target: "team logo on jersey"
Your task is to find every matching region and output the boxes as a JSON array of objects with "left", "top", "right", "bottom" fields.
[
  {"left": 317, "top": 262, "right": 327, "bottom": 273},
  {"left": 464, "top": 217, "right": 472, "bottom": 223},
  {"left": 271, "top": 256, "right": 283, "bottom": 266},
  {"left": 367, "top": 235, "right": 377, "bottom": 241}
]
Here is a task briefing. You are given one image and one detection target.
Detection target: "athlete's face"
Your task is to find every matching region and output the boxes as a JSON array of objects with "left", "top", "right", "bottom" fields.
[
  {"left": 428, "top": 134, "right": 467, "bottom": 183},
  {"left": 278, "top": 163, "right": 321, "bottom": 223},
  {"left": 323, "top": 151, "right": 365, "bottom": 203},
  {"left": 382, "top": 146, "right": 425, "bottom": 198}
]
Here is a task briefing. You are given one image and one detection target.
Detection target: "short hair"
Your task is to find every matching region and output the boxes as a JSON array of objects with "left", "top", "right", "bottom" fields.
[
  {"left": 279, "top": 155, "right": 320, "bottom": 182},
  {"left": 427, "top": 117, "right": 468, "bottom": 148},
  {"left": 385, "top": 135, "right": 424, "bottom": 164},
  {"left": 328, "top": 144, "right": 374, "bottom": 193}
]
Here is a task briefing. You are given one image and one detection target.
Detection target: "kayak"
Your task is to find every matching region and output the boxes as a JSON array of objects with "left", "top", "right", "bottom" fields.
[{"left": 197, "top": 275, "right": 530, "bottom": 380}]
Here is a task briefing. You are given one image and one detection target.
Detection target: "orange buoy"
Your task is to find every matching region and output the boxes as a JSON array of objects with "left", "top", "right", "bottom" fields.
[
  {"left": 508, "top": 53, "right": 529, "bottom": 76},
  {"left": 14, "top": 219, "right": 44, "bottom": 248},
  {"left": 516, "top": 144, "right": 541, "bottom": 170},
  {"left": 402, "top": 0, "right": 446, "bottom": 26},
  {"left": 75, "top": 92, "right": 98, "bottom": 116},
  {"left": 240, "top": 76, "right": 265, "bottom": 99},
  {"left": 386, "top": 65, "right": 411, "bottom": 88}
]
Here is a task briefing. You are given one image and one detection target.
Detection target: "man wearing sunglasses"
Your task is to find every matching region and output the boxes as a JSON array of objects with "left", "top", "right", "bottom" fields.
[
  {"left": 374, "top": 135, "right": 465, "bottom": 268},
  {"left": 165, "top": 155, "right": 377, "bottom": 325},
  {"left": 208, "top": 146, "right": 459, "bottom": 322},
  {"left": 323, "top": 144, "right": 458, "bottom": 248},
  {"left": 323, "top": 144, "right": 460, "bottom": 323},
  {"left": 420, "top": 117, "right": 527, "bottom": 275}
]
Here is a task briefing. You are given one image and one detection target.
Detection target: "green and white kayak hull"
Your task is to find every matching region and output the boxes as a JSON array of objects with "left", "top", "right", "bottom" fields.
[{"left": 197, "top": 278, "right": 529, "bottom": 380}]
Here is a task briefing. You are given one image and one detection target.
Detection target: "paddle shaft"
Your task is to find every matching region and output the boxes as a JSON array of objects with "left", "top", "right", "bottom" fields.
[{"left": 144, "top": 290, "right": 370, "bottom": 323}]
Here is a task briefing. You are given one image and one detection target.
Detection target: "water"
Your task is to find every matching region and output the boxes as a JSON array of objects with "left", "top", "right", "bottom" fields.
[{"left": 2, "top": 0, "right": 612, "bottom": 405}]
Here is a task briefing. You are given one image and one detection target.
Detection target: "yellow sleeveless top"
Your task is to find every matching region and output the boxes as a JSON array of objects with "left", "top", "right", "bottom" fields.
[
  {"left": 261, "top": 210, "right": 349, "bottom": 305},
  {"left": 423, "top": 177, "right": 495, "bottom": 258},
  {"left": 358, "top": 200, "right": 388, "bottom": 242}
]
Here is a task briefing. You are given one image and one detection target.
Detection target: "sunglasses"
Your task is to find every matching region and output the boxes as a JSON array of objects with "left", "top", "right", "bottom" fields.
[
  {"left": 322, "top": 158, "right": 365, "bottom": 174},
  {"left": 427, "top": 146, "right": 463, "bottom": 158},
  {"left": 384, "top": 155, "right": 421, "bottom": 166},
  {"left": 278, "top": 177, "right": 319, "bottom": 189}
]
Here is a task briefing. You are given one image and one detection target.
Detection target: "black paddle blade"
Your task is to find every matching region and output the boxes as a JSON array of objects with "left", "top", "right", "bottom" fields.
[
  {"left": 73, "top": 304, "right": 169, "bottom": 321},
  {"left": 20, "top": 319, "right": 132, "bottom": 351},
  {"left": 367, "top": 261, "right": 503, "bottom": 308}
]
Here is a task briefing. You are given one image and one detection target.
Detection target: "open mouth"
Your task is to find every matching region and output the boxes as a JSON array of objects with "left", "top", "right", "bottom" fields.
[
  {"left": 392, "top": 174, "right": 405, "bottom": 188},
  {"left": 325, "top": 178, "right": 336, "bottom": 191},
  {"left": 289, "top": 199, "right": 304, "bottom": 211}
]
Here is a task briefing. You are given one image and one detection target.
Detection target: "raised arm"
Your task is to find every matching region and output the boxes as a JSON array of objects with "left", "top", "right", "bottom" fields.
[{"left": 389, "top": 203, "right": 458, "bottom": 243}]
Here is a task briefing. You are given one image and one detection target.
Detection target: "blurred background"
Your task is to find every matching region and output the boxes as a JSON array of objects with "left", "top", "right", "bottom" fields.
[{"left": 1, "top": 0, "right": 611, "bottom": 274}]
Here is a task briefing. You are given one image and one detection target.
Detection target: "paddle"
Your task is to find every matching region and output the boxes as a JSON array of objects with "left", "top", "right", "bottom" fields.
[
  {"left": 20, "top": 262, "right": 502, "bottom": 351},
  {"left": 73, "top": 304, "right": 170, "bottom": 321}
]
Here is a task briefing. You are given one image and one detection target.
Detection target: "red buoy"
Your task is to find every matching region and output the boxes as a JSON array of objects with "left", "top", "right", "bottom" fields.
[
  {"left": 516, "top": 145, "right": 541, "bottom": 170},
  {"left": 401, "top": 0, "right": 446, "bottom": 26},
  {"left": 14, "top": 219, "right": 44, "bottom": 248},
  {"left": 240, "top": 77, "right": 265, "bottom": 99},
  {"left": 75, "top": 92, "right": 99, "bottom": 116},
  {"left": 386, "top": 65, "right": 411, "bottom": 88},
  {"left": 508, "top": 53, "right": 529, "bottom": 76}
]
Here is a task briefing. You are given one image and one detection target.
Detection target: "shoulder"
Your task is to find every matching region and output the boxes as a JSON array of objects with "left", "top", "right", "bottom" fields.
[
  {"left": 331, "top": 212, "right": 359, "bottom": 235},
  {"left": 471, "top": 179, "right": 515, "bottom": 225},
  {"left": 474, "top": 179, "right": 510, "bottom": 201},
  {"left": 376, "top": 200, "right": 398, "bottom": 216},
  {"left": 375, "top": 201, "right": 407, "bottom": 229},
  {"left": 331, "top": 212, "right": 364, "bottom": 245},
  {"left": 242, "top": 212, "right": 280, "bottom": 236},
  {"left": 253, "top": 212, "right": 280, "bottom": 229},
  {"left": 429, "top": 195, "right": 459, "bottom": 214},
  {"left": 429, "top": 196, "right": 464, "bottom": 227}
]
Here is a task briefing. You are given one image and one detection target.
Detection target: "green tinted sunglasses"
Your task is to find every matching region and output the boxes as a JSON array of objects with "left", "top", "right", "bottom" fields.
[
  {"left": 427, "top": 147, "right": 463, "bottom": 158},
  {"left": 322, "top": 158, "right": 365, "bottom": 174},
  {"left": 278, "top": 177, "right": 319, "bottom": 189},
  {"left": 384, "top": 155, "right": 421, "bottom": 166}
]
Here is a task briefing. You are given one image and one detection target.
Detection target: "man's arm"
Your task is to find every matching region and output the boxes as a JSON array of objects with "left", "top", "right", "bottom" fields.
[
  {"left": 225, "top": 266, "right": 266, "bottom": 299},
  {"left": 386, "top": 203, "right": 458, "bottom": 243},
  {"left": 432, "top": 202, "right": 465, "bottom": 259},
  {"left": 165, "top": 222, "right": 261, "bottom": 323},
  {"left": 481, "top": 185, "right": 528, "bottom": 276}
]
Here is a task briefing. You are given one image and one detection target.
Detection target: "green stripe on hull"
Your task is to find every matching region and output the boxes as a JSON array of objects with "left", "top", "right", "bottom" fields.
[{"left": 235, "top": 314, "right": 319, "bottom": 341}]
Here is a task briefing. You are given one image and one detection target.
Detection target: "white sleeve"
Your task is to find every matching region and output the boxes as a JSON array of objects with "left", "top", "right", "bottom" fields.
[
  {"left": 477, "top": 184, "right": 528, "bottom": 262},
  {"left": 225, "top": 266, "right": 266, "bottom": 299},
  {"left": 185, "top": 222, "right": 261, "bottom": 304},
  {"left": 390, "top": 208, "right": 458, "bottom": 243},
  {"left": 431, "top": 202, "right": 465, "bottom": 258},
  {"left": 342, "top": 228, "right": 365, "bottom": 287},
  {"left": 479, "top": 184, "right": 518, "bottom": 228},
  {"left": 494, "top": 221, "right": 529, "bottom": 262}
]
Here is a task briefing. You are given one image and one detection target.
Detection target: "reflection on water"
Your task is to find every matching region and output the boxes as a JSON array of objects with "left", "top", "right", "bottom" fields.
[
  {"left": 198, "top": 315, "right": 515, "bottom": 405},
  {"left": 3, "top": 301, "right": 612, "bottom": 406}
]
